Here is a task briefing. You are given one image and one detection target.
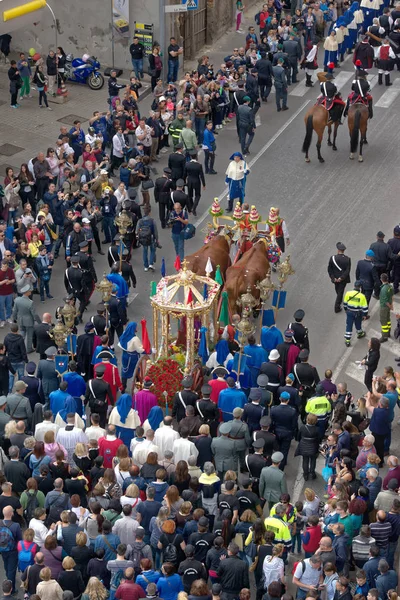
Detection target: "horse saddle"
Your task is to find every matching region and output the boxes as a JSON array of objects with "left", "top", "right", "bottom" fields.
[
  {"left": 315, "top": 96, "right": 334, "bottom": 111},
  {"left": 348, "top": 92, "right": 369, "bottom": 107}
]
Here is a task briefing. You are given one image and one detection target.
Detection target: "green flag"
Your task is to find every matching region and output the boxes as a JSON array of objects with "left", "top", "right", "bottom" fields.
[
  {"left": 150, "top": 281, "right": 157, "bottom": 297},
  {"left": 219, "top": 291, "right": 229, "bottom": 326},
  {"left": 215, "top": 265, "right": 223, "bottom": 285}
]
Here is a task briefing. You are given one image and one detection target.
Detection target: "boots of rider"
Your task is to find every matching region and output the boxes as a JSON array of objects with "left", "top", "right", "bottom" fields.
[
  {"left": 385, "top": 73, "right": 392, "bottom": 86},
  {"left": 378, "top": 72, "right": 383, "bottom": 85}
]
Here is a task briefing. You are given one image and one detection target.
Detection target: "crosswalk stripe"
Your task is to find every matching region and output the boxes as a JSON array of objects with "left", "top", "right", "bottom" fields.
[
  {"left": 367, "top": 328, "right": 400, "bottom": 355},
  {"left": 344, "top": 362, "right": 366, "bottom": 384},
  {"left": 375, "top": 78, "right": 400, "bottom": 107},
  {"left": 290, "top": 69, "right": 323, "bottom": 97},
  {"left": 369, "top": 75, "right": 379, "bottom": 90},
  {"left": 332, "top": 71, "right": 354, "bottom": 91}
]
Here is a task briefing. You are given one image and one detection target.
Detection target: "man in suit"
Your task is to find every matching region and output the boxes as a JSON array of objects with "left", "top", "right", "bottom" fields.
[
  {"left": 6, "top": 380, "right": 32, "bottom": 429},
  {"left": 242, "top": 388, "right": 266, "bottom": 436},
  {"left": 184, "top": 151, "right": 206, "bottom": 216},
  {"left": 85, "top": 364, "right": 115, "bottom": 428},
  {"left": 37, "top": 346, "right": 60, "bottom": 408},
  {"left": 154, "top": 167, "right": 174, "bottom": 229},
  {"left": 327, "top": 242, "right": 351, "bottom": 313},
  {"left": 226, "top": 407, "right": 251, "bottom": 473},
  {"left": 108, "top": 285, "right": 127, "bottom": 349},
  {"left": 211, "top": 422, "right": 239, "bottom": 479},
  {"left": 32, "top": 313, "right": 53, "bottom": 359},
  {"left": 270, "top": 391, "right": 298, "bottom": 469},
  {"left": 12, "top": 286, "right": 41, "bottom": 353},
  {"left": 168, "top": 143, "right": 186, "bottom": 185}
]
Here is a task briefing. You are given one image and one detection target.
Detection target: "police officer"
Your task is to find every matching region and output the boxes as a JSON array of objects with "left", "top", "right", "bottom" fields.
[
  {"left": 257, "top": 374, "right": 273, "bottom": 411},
  {"left": 184, "top": 151, "right": 206, "bottom": 216},
  {"left": 108, "top": 284, "right": 127, "bottom": 348},
  {"left": 388, "top": 226, "right": 400, "bottom": 294},
  {"left": 91, "top": 303, "right": 108, "bottom": 337},
  {"left": 245, "top": 438, "right": 267, "bottom": 496},
  {"left": 370, "top": 231, "right": 393, "bottom": 297},
  {"left": 196, "top": 384, "right": 220, "bottom": 437},
  {"left": 260, "top": 349, "right": 284, "bottom": 404},
  {"left": 254, "top": 415, "right": 279, "bottom": 462},
  {"left": 343, "top": 280, "right": 368, "bottom": 347},
  {"left": 242, "top": 388, "right": 266, "bottom": 436},
  {"left": 64, "top": 255, "right": 85, "bottom": 322},
  {"left": 120, "top": 249, "right": 137, "bottom": 289},
  {"left": 327, "top": 242, "right": 351, "bottom": 313},
  {"left": 76, "top": 240, "right": 97, "bottom": 306},
  {"left": 270, "top": 391, "right": 297, "bottom": 470},
  {"left": 293, "top": 349, "right": 320, "bottom": 421},
  {"left": 355, "top": 249, "right": 380, "bottom": 306},
  {"left": 288, "top": 309, "right": 309, "bottom": 350},
  {"left": 344, "top": 67, "right": 373, "bottom": 119},
  {"left": 211, "top": 421, "right": 238, "bottom": 479},
  {"left": 305, "top": 383, "right": 332, "bottom": 440},
  {"left": 84, "top": 363, "right": 115, "bottom": 428},
  {"left": 227, "top": 407, "right": 251, "bottom": 473},
  {"left": 108, "top": 234, "right": 122, "bottom": 268}
]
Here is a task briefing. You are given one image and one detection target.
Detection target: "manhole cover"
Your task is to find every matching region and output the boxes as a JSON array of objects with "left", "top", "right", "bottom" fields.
[
  {"left": 0, "top": 144, "right": 24, "bottom": 157},
  {"left": 57, "top": 114, "right": 88, "bottom": 125},
  {"left": 0, "top": 164, "right": 18, "bottom": 176}
]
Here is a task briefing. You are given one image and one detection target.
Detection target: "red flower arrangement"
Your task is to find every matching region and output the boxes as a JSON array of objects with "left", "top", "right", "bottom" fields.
[{"left": 147, "top": 357, "right": 183, "bottom": 410}]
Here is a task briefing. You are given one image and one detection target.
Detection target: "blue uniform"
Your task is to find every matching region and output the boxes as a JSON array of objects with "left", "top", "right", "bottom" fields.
[
  {"left": 244, "top": 344, "right": 268, "bottom": 386},
  {"left": 63, "top": 371, "right": 86, "bottom": 416},
  {"left": 261, "top": 326, "right": 284, "bottom": 353},
  {"left": 242, "top": 401, "right": 266, "bottom": 435},
  {"left": 49, "top": 389, "right": 75, "bottom": 416},
  {"left": 218, "top": 387, "right": 247, "bottom": 422}
]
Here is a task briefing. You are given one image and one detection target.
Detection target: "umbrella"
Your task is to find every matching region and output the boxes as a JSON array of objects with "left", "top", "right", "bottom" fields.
[
  {"left": 141, "top": 319, "right": 151, "bottom": 355},
  {"left": 219, "top": 291, "right": 229, "bottom": 326},
  {"left": 174, "top": 255, "right": 181, "bottom": 271}
]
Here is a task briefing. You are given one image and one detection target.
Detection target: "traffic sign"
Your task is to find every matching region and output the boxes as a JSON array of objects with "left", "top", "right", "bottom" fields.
[
  {"left": 182, "top": 0, "right": 198, "bottom": 9},
  {"left": 165, "top": 4, "right": 187, "bottom": 12}
]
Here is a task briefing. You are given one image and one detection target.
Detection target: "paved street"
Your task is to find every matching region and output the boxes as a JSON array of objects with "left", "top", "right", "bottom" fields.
[{"left": 1, "top": 11, "right": 400, "bottom": 589}]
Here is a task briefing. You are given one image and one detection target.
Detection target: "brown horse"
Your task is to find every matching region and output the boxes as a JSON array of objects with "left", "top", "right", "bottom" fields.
[
  {"left": 223, "top": 240, "right": 270, "bottom": 317},
  {"left": 302, "top": 104, "right": 340, "bottom": 163},
  {"left": 184, "top": 233, "right": 232, "bottom": 280},
  {"left": 348, "top": 103, "right": 369, "bottom": 163}
]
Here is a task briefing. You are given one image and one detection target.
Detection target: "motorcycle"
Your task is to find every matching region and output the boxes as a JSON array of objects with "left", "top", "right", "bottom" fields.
[{"left": 65, "top": 53, "right": 104, "bottom": 90}]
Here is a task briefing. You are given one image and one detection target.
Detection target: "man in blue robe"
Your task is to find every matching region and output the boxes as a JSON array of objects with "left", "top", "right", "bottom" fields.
[
  {"left": 218, "top": 376, "right": 247, "bottom": 422},
  {"left": 244, "top": 335, "right": 268, "bottom": 386}
]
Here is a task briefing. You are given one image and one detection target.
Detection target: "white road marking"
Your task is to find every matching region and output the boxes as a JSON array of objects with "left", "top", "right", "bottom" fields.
[
  {"left": 367, "top": 328, "right": 400, "bottom": 355},
  {"left": 255, "top": 115, "right": 262, "bottom": 127},
  {"left": 332, "top": 71, "right": 354, "bottom": 91},
  {"left": 375, "top": 78, "right": 400, "bottom": 107},
  {"left": 344, "top": 362, "right": 367, "bottom": 384},
  {"left": 369, "top": 75, "right": 380, "bottom": 90},
  {"left": 193, "top": 99, "right": 311, "bottom": 227},
  {"left": 290, "top": 70, "right": 323, "bottom": 97}
]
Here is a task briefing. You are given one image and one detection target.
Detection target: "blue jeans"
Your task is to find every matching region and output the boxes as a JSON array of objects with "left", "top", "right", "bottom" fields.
[
  {"left": 168, "top": 59, "right": 179, "bottom": 82},
  {"left": 275, "top": 85, "right": 288, "bottom": 109},
  {"left": 292, "top": 532, "right": 302, "bottom": 553},
  {"left": 103, "top": 216, "right": 116, "bottom": 242},
  {"left": 9, "top": 361, "right": 25, "bottom": 392},
  {"left": 0, "top": 293, "right": 13, "bottom": 321},
  {"left": 142, "top": 244, "right": 156, "bottom": 269},
  {"left": 195, "top": 116, "right": 206, "bottom": 144},
  {"left": 131, "top": 58, "right": 144, "bottom": 79},
  {"left": 2, "top": 549, "right": 18, "bottom": 592},
  {"left": 172, "top": 232, "right": 185, "bottom": 261},
  {"left": 39, "top": 278, "right": 50, "bottom": 300}
]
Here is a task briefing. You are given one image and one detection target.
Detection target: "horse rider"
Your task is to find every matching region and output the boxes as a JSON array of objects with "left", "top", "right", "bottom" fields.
[
  {"left": 317, "top": 64, "right": 345, "bottom": 123},
  {"left": 343, "top": 61, "right": 373, "bottom": 119}
]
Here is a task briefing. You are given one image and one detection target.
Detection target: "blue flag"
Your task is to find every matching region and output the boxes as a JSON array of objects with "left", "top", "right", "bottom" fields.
[
  {"left": 161, "top": 258, "right": 166, "bottom": 278},
  {"left": 198, "top": 326, "right": 209, "bottom": 364},
  {"left": 203, "top": 283, "right": 208, "bottom": 299},
  {"left": 272, "top": 290, "right": 287, "bottom": 309},
  {"left": 262, "top": 308, "right": 275, "bottom": 326},
  {"left": 66, "top": 334, "right": 77, "bottom": 355},
  {"left": 55, "top": 354, "right": 69, "bottom": 375}
]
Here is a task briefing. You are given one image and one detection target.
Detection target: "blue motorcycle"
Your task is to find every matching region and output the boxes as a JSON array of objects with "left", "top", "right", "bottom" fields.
[{"left": 65, "top": 54, "right": 105, "bottom": 90}]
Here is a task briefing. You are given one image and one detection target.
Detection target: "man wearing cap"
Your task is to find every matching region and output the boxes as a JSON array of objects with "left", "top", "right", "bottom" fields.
[
  {"left": 260, "top": 454, "right": 288, "bottom": 507},
  {"left": 378, "top": 273, "right": 393, "bottom": 343},
  {"left": 370, "top": 231, "right": 393, "bottom": 297},
  {"left": 254, "top": 415, "right": 279, "bottom": 459},
  {"left": 196, "top": 384, "right": 220, "bottom": 438},
  {"left": 388, "top": 226, "right": 400, "bottom": 294},
  {"left": 6, "top": 381, "right": 32, "bottom": 429},
  {"left": 37, "top": 346, "right": 60, "bottom": 407},
  {"left": 237, "top": 96, "right": 256, "bottom": 155},
  {"left": 107, "top": 235, "right": 123, "bottom": 268},
  {"left": 184, "top": 152, "right": 205, "bottom": 216},
  {"left": 242, "top": 388, "right": 267, "bottom": 435},
  {"left": 256, "top": 374, "right": 273, "bottom": 409},
  {"left": 32, "top": 313, "right": 53, "bottom": 359},
  {"left": 260, "top": 350, "right": 284, "bottom": 404},
  {"left": 172, "top": 377, "right": 199, "bottom": 424},
  {"left": 218, "top": 377, "right": 247, "bottom": 423},
  {"left": 278, "top": 374, "right": 300, "bottom": 411},
  {"left": 328, "top": 242, "right": 351, "bottom": 313},
  {"left": 246, "top": 438, "right": 267, "bottom": 493},
  {"left": 343, "top": 281, "right": 368, "bottom": 347},
  {"left": 211, "top": 422, "right": 239, "bottom": 478},
  {"left": 108, "top": 285, "right": 127, "bottom": 349},
  {"left": 85, "top": 364, "right": 115, "bottom": 428},
  {"left": 168, "top": 143, "right": 186, "bottom": 184},
  {"left": 270, "top": 391, "right": 297, "bottom": 469},
  {"left": 288, "top": 309, "right": 310, "bottom": 351},
  {"left": 11, "top": 288, "right": 41, "bottom": 354},
  {"left": 64, "top": 255, "right": 85, "bottom": 321},
  {"left": 209, "top": 366, "right": 229, "bottom": 404},
  {"left": 355, "top": 250, "right": 379, "bottom": 307},
  {"left": 226, "top": 407, "right": 251, "bottom": 473},
  {"left": 170, "top": 179, "right": 189, "bottom": 210},
  {"left": 293, "top": 349, "right": 320, "bottom": 419},
  {"left": 154, "top": 167, "right": 174, "bottom": 229},
  {"left": 75, "top": 240, "right": 97, "bottom": 298},
  {"left": 306, "top": 384, "right": 332, "bottom": 440},
  {"left": 276, "top": 329, "right": 300, "bottom": 377},
  {"left": 20, "top": 361, "right": 42, "bottom": 411}
]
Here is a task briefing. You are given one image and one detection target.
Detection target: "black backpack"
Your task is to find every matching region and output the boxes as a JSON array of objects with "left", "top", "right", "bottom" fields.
[
  {"left": 163, "top": 534, "right": 178, "bottom": 564},
  {"left": 24, "top": 491, "right": 39, "bottom": 524},
  {"left": 138, "top": 222, "right": 153, "bottom": 246}
]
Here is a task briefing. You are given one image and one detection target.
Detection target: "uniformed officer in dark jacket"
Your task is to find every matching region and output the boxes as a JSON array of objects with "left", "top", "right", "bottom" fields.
[
  {"left": 327, "top": 242, "right": 351, "bottom": 313},
  {"left": 355, "top": 249, "right": 380, "bottom": 305},
  {"left": 170, "top": 179, "right": 189, "bottom": 211},
  {"left": 90, "top": 304, "right": 108, "bottom": 336},
  {"left": 108, "top": 235, "right": 122, "bottom": 267},
  {"left": 245, "top": 438, "right": 267, "bottom": 495},
  {"left": 293, "top": 349, "right": 320, "bottom": 420},
  {"left": 75, "top": 240, "right": 97, "bottom": 306},
  {"left": 254, "top": 415, "right": 279, "bottom": 461},
  {"left": 154, "top": 167, "right": 174, "bottom": 229},
  {"left": 64, "top": 256, "right": 85, "bottom": 321},
  {"left": 283, "top": 33, "right": 302, "bottom": 84},
  {"left": 255, "top": 52, "right": 273, "bottom": 101},
  {"left": 242, "top": 388, "right": 266, "bottom": 435},
  {"left": 236, "top": 97, "right": 256, "bottom": 156},
  {"left": 270, "top": 391, "right": 297, "bottom": 469},
  {"left": 245, "top": 69, "right": 260, "bottom": 110},
  {"left": 370, "top": 231, "right": 393, "bottom": 296},
  {"left": 196, "top": 384, "right": 219, "bottom": 438},
  {"left": 388, "top": 225, "right": 400, "bottom": 294},
  {"left": 260, "top": 349, "right": 284, "bottom": 403},
  {"left": 108, "top": 285, "right": 127, "bottom": 348},
  {"left": 168, "top": 143, "right": 186, "bottom": 184},
  {"left": 171, "top": 376, "right": 199, "bottom": 424},
  {"left": 85, "top": 364, "right": 115, "bottom": 427},
  {"left": 257, "top": 374, "right": 273, "bottom": 411},
  {"left": 120, "top": 249, "right": 137, "bottom": 289},
  {"left": 288, "top": 309, "right": 309, "bottom": 350},
  {"left": 184, "top": 152, "right": 206, "bottom": 216}
]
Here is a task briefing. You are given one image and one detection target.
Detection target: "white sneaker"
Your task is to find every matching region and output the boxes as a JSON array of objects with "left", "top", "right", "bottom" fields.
[
  {"left": 7, "top": 319, "right": 13, "bottom": 324},
  {"left": 20, "top": 96, "right": 24, "bottom": 100},
  {"left": 144, "top": 267, "right": 149, "bottom": 272},
  {"left": 0, "top": 321, "right": 5, "bottom": 328},
  {"left": 47, "top": 107, "right": 52, "bottom": 111},
  {"left": 149, "top": 264, "right": 155, "bottom": 271}
]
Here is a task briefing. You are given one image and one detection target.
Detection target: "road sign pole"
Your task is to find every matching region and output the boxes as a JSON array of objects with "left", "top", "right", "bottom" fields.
[{"left": 160, "top": 0, "right": 166, "bottom": 83}]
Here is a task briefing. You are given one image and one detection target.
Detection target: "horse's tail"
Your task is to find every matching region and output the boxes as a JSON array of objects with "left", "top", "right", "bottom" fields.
[
  {"left": 350, "top": 109, "right": 361, "bottom": 154},
  {"left": 302, "top": 114, "right": 314, "bottom": 154}
]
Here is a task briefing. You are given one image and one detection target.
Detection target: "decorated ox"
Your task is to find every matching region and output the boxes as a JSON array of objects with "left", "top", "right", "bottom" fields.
[{"left": 184, "top": 233, "right": 232, "bottom": 280}]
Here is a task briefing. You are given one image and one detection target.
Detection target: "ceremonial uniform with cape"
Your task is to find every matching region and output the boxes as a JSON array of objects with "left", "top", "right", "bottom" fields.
[
  {"left": 218, "top": 384, "right": 247, "bottom": 422},
  {"left": 108, "top": 393, "right": 141, "bottom": 448},
  {"left": 118, "top": 322, "right": 144, "bottom": 389},
  {"left": 55, "top": 395, "right": 85, "bottom": 430},
  {"left": 261, "top": 326, "right": 284, "bottom": 353},
  {"left": 76, "top": 324, "right": 96, "bottom": 380},
  {"left": 226, "top": 353, "right": 252, "bottom": 391},
  {"left": 276, "top": 340, "right": 300, "bottom": 377},
  {"left": 243, "top": 343, "right": 268, "bottom": 386},
  {"left": 94, "top": 356, "right": 123, "bottom": 403},
  {"left": 225, "top": 152, "right": 250, "bottom": 209}
]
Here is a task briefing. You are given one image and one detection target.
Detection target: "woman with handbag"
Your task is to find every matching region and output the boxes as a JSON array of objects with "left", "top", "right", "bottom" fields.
[
  {"left": 33, "top": 64, "right": 52, "bottom": 110},
  {"left": 296, "top": 413, "right": 320, "bottom": 481},
  {"left": 148, "top": 44, "right": 163, "bottom": 92}
]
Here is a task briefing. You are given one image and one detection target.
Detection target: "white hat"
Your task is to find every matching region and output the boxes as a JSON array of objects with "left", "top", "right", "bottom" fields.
[
  {"left": 100, "top": 169, "right": 108, "bottom": 175},
  {"left": 82, "top": 218, "right": 90, "bottom": 224},
  {"left": 269, "top": 349, "right": 280, "bottom": 361},
  {"left": 158, "top": 95, "right": 166, "bottom": 102}
]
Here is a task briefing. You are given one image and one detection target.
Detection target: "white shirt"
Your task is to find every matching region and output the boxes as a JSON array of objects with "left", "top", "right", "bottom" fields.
[
  {"left": 135, "top": 125, "right": 152, "bottom": 147},
  {"left": 154, "top": 426, "right": 180, "bottom": 459},
  {"left": 132, "top": 440, "right": 160, "bottom": 467},
  {"left": 29, "top": 517, "right": 51, "bottom": 546},
  {"left": 56, "top": 427, "right": 88, "bottom": 463},
  {"left": 84, "top": 425, "right": 106, "bottom": 442},
  {"left": 172, "top": 438, "right": 199, "bottom": 464},
  {"left": 34, "top": 421, "right": 59, "bottom": 442}
]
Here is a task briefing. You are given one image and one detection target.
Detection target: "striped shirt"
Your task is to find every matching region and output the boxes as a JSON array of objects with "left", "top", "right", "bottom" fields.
[{"left": 370, "top": 521, "right": 392, "bottom": 550}]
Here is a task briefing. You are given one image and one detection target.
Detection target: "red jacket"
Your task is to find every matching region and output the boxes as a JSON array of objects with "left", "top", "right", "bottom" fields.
[{"left": 302, "top": 524, "right": 322, "bottom": 553}]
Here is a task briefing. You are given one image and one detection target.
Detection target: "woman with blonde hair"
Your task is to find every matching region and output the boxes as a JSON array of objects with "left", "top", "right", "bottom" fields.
[
  {"left": 17, "top": 527, "right": 38, "bottom": 572},
  {"left": 221, "top": 470, "right": 238, "bottom": 494},
  {"left": 120, "top": 483, "right": 141, "bottom": 515},
  {"left": 36, "top": 566, "right": 63, "bottom": 600},
  {"left": 149, "top": 506, "right": 169, "bottom": 569},
  {"left": 58, "top": 556, "right": 85, "bottom": 598},
  {"left": 115, "top": 456, "right": 132, "bottom": 487},
  {"left": 303, "top": 488, "right": 320, "bottom": 516},
  {"left": 73, "top": 442, "right": 92, "bottom": 475},
  {"left": 81, "top": 577, "right": 108, "bottom": 600},
  {"left": 70, "top": 531, "right": 93, "bottom": 584},
  {"left": 43, "top": 429, "right": 67, "bottom": 462},
  {"left": 262, "top": 543, "right": 285, "bottom": 590}
]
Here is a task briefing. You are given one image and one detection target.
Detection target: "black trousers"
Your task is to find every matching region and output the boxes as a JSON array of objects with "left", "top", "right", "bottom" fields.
[
  {"left": 374, "top": 265, "right": 387, "bottom": 295},
  {"left": 302, "top": 455, "right": 317, "bottom": 476},
  {"left": 277, "top": 434, "right": 292, "bottom": 469},
  {"left": 334, "top": 280, "right": 347, "bottom": 311},
  {"left": 158, "top": 202, "right": 169, "bottom": 228},
  {"left": 372, "top": 432, "right": 385, "bottom": 465},
  {"left": 108, "top": 322, "right": 124, "bottom": 347},
  {"left": 204, "top": 150, "right": 215, "bottom": 173},
  {"left": 187, "top": 181, "right": 201, "bottom": 213},
  {"left": 259, "top": 78, "right": 272, "bottom": 99},
  {"left": 36, "top": 177, "right": 49, "bottom": 202},
  {"left": 10, "top": 91, "right": 18, "bottom": 106}
]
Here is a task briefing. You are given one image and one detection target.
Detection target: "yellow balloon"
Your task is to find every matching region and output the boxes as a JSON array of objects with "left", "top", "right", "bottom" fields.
[{"left": 29, "top": 48, "right": 36, "bottom": 56}]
